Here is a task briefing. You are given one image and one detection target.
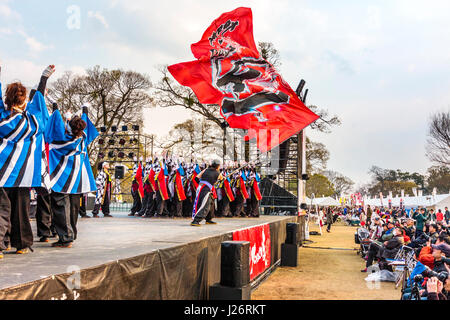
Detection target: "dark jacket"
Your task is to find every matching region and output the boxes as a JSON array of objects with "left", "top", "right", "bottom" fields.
[
  {"left": 367, "top": 207, "right": 372, "bottom": 219},
  {"left": 326, "top": 208, "right": 333, "bottom": 224},
  {"left": 432, "top": 259, "right": 449, "bottom": 273},
  {"left": 379, "top": 235, "right": 404, "bottom": 260}
]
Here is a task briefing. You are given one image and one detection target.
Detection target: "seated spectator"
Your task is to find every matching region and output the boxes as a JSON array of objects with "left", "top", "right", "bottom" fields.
[
  {"left": 369, "top": 217, "right": 383, "bottom": 240},
  {"left": 418, "top": 238, "right": 450, "bottom": 273},
  {"left": 361, "top": 227, "right": 404, "bottom": 272},
  {"left": 404, "top": 218, "right": 416, "bottom": 239},
  {"left": 407, "top": 223, "right": 439, "bottom": 249}
]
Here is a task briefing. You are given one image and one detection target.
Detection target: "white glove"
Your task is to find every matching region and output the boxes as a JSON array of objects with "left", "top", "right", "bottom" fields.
[{"left": 42, "top": 65, "right": 55, "bottom": 78}]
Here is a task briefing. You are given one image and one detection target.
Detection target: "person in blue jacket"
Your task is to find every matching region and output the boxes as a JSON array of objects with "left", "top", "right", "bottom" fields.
[
  {"left": 0, "top": 64, "right": 55, "bottom": 257},
  {"left": 44, "top": 101, "right": 99, "bottom": 248}
]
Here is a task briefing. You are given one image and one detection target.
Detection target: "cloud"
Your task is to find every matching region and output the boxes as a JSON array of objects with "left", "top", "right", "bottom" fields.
[
  {"left": 88, "top": 11, "right": 109, "bottom": 29},
  {"left": 0, "top": 1, "right": 20, "bottom": 20},
  {"left": 17, "top": 31, "right": 52, "bottom": 54}
]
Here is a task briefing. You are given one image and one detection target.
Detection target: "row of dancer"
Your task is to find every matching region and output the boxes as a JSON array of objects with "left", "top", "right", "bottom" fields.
[
  {"left": 0, "top": 64, "right": 99, "bottom": 259},
  {"left": 120, "top": 157, "right": 263, "bottom": 222}
]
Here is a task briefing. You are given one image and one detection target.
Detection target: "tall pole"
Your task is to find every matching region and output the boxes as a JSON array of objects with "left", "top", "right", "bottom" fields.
[
  {"left": 296, "top": 81, "right": 308, "bottom": 217},
  {"left": 296, "top": 81, "right": 309, "bottom": 243},
  {"left": 297, "top": 130, "right": 306, "bottom": 216},
  {"left": 222, "top": 124, "right": 227, "bottom": 165}
]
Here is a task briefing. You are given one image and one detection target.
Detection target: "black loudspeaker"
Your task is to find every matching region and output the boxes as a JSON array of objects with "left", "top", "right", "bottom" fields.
[
  {"left": 285, "top": 223, "right": 299, "bottom": 245},
  {"left": 209, "top": 283, "right": 251, "bottom": 300},
  {"left": 115, "top": 166, "right": 125, "bottom": 179},
  {"left": 277, "top": 139, "right": 291, "bottom": 174},
  {"left": 281, "top": 243, "right": 298, "bottom": 267},
  {"left": 220, "top": 241, "right": 250, "bottom": 288}
]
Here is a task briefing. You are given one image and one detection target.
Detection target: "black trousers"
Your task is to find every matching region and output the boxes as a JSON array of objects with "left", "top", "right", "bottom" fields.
[
  {"left": 170, "top": 196, "right": 183, "bottom": 217},
  {"left": 6, "top": 188, "right": 33, "bottom": 250},
  {"left": 232, "top": 195, "right": 246, "bottom": 217},
  {"left": 92, "top": 191, "right": 111, "bottom": 216},
  {"left": 366, "top": 242, "right": 382, "bottom": 268},
  {"left": 137, "top": 191, "right": 150, "bottom": 216},
  {"left": 183, "top": 197, "right": 193, "bottom": 218},
  {"left": 144, "top": 192, "right": 156, "bottom": 216},
  {"left": 79, "top": 194, "right": 87, "bottom": 217},
  {"left": 327, "top": 221, "right": 332, "bottom": 232},
  {"left": 192, "top": 188, "right": 214, "bottom": 223},
  {"left": 155, "top": 191, "right": 168, "bottom": 216},
  {"left": 0, "top": 188, "right": 11, "bottom": 251},
  {"left": 69, "top": 194, "right": 80, "bottom": 240},
  {"left": 217, "top": 193, "right": 232, "bottom": 218},
  {"left": 51, "top": 192, "right": 77, "bottom": 243},
  {"left": 36, "top": 189, "right": 52, "bottom": 238},
  {"left": 245, "top": 194, "right": 260, "bottom": 217},
  {"left": 130, "top": 189, "right": 142, "bottom": 214}
]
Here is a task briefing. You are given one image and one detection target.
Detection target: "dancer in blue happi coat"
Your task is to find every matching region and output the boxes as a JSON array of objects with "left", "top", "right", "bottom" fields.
[
  {"left": 44, "top": 102, "right": 99, "bottom": 247},
  {"left": 0, "top": 64, "right": 55, "bottom": 257}
]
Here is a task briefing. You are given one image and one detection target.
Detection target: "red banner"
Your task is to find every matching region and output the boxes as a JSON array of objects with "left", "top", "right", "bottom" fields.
[
  {"left": 135, "top": 163, "right": 144, "bottom": 199},
  {"left": 175, "top": 171, "right": 187, "bottom": 201},
  {"left": 224, "top": 179, "right": 235, "bottom": 202},
  {"left": 239, "top": 177, "right": 249, "bottom": 200},
  {"left": 233, "top": 224, "right": 271, "bottom": 280},
  {"left": 252, "top": 180, "right": 262, "bottom": 201}
]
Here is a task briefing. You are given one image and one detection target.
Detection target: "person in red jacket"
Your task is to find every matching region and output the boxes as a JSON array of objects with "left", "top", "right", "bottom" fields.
[{"left": 436, "top": 209, "right": 444, "bottom": 224}]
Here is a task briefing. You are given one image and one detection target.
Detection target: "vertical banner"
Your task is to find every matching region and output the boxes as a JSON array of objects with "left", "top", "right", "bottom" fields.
[{"left": 233, "top": 224, "right": 271, "bottom": 280}]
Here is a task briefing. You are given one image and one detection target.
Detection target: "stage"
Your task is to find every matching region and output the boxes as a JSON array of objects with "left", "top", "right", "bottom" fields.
[{"left": 0, "top": 213, "right": 296, "bottom": 300}]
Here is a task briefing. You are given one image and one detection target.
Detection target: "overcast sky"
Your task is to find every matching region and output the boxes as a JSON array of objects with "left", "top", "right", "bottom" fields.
[{"left": 1, "top": 0, "right": 449, "bottom": 186}]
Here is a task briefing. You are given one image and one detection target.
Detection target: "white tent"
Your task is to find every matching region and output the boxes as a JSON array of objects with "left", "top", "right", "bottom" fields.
[
  {"left": 364, "top": 193, "right": 450, "bottom": 211},
  {"left": 308, "top": 196, "right": 340, "bottom": 207}
]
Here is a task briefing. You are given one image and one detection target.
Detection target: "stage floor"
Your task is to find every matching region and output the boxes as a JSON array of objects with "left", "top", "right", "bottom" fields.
[{"left": 0, "top": 213, "right": 291, "bottom": 291}]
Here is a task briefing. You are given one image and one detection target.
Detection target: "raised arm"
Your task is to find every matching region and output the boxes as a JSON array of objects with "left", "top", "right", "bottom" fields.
[
  {"left": 33, "top": 65, "right": 55, "bottom": 100},
  {"left": 81, "top": 103, "right": 99, "bottom": 146},
  {"left": 44, "top": 104, "right": 66, "bottom": 144},
  {"left": 27, "top": 65, "right": 55, "bottom": 125}
]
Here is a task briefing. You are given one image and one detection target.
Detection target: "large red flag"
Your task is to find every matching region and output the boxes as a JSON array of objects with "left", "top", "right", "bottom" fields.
[{"left": 168, "top": 7, "right": 319, "bottom": 152}]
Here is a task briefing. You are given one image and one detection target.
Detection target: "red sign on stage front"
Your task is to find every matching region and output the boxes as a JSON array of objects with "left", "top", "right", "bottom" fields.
[{"left": 233, "top": 224, "right": 271, "bottom": 280}]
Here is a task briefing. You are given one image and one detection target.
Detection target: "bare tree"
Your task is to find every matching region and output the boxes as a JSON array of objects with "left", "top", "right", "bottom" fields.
[
  {"left": 426, "top": 111, "right": 450, "bottom": 166},
  {"left": 158, "top": 117, "right": 222, "bottom": 160},
  {"left": 49, "top": 66, "right": 153, "bottom": 170},
  {"left": 258, "top": 41, "right": 281, "bottom": 68},
  {"left": 153, "top": 65, "right": 223, "bottom": 127},
  {"left": 306, "top": 137, "right": 330, "bottom": 174},
  {"left": 324, "top": 170, "right": 354, "bottom": 196}
]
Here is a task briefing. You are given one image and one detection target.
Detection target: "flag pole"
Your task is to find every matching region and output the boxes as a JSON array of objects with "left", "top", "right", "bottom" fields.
[{"left": 296, "top": 80, "right": 309, "bottom": 242}]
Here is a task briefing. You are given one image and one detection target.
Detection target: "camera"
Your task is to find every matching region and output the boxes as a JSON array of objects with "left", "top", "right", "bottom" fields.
[
  {"left": 422, "top": 270, "right": 449, "bottom": 283},
  {"left": 413, "top": 274, "right": 424, "bottom": 284},
  {"left": 419, "top": 233, "right": 437, "bottom": 245}
]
